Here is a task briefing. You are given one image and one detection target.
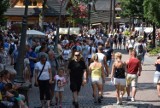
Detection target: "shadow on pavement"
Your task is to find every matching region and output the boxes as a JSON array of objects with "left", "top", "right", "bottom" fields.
[
  {"left": 138, "top": 83, "right": 156, "bottom": 90},
  {"left": 142, "top": 69, "right": 155, "bottom": 71}
]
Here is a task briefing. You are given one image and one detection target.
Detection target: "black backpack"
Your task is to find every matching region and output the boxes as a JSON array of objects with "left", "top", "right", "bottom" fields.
[
  {"left": 9, "top": 44, "right": 15, "bottom": 55},
  {"left": 137, "top": 44, "right": 144, "bottom": 54},
  {"left": 103, "top": 49, "right": 110, "bottom": 61}
]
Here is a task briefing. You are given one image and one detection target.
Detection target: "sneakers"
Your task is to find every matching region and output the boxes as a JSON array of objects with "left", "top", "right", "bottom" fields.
[
  {"left": 74, "top": 102, "right": 79, "bottom": 108},
  {"left": 131, "top": 97, "right": 135, "bottom": 102},
  {"left": 116, "top": 101, "right": 122, "bottom": 105},
  {"left": 59, "top": 104, "right": 62, "bottom": 108},
  {"left": 72, "top": 101, "right": 79, "bottom": 108},
  {"left": 126, "top": 96, "right": 131, "bottom": 101},
  {"left": 98, "top": 97, "right": 101, "bottom": 103}
]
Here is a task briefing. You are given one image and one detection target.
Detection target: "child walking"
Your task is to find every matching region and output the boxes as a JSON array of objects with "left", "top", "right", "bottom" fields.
[{"left": 54, "top": 68, "right": 66, "bottom": 108}]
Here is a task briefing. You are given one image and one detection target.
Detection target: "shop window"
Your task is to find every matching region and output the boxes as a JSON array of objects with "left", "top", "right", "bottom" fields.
[{"left": 23, "top": 0, "right": 38, "bottom": 6}]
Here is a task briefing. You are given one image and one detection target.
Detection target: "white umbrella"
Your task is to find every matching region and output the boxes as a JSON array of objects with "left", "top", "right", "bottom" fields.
[{"left": 26, "top": 30, "right": 46, "bottom": 37}]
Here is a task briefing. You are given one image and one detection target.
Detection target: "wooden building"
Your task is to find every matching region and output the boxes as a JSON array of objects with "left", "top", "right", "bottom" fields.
[
  {"left": 5, "top": 0, "right": 70, "bottom": 29},
  {"left": 5, "top": 0, "right": 128, "bottom": 31}
]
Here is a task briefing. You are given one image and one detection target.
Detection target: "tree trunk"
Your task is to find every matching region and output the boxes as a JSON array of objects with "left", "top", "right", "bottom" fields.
[
  {"left": 152, "top": 23, "right": 156, "bottom": 48},
  {"left": 129, "top": 17, "right": 132, "bottom": 32}
]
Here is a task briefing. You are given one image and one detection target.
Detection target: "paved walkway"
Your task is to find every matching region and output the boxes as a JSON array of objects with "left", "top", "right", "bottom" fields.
[{"left": 28, "top": 50, "right": 160, "bottom": 108}]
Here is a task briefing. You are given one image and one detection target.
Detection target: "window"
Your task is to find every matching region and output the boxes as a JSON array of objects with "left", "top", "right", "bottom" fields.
[{"left": 23, "top": 0, "right": 38, "bottom": 6}]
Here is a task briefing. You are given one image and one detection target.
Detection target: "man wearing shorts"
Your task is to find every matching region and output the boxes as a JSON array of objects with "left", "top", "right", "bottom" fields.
[
  {"left": 126, "top": 50, "right": 142, "bottom": 102},
  {"left": 68, "top": 51, "right": 87, "bottom": 108}
]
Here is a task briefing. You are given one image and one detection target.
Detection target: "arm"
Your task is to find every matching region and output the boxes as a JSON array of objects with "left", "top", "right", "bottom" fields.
[
  {"left": 83, "top": 69, "right": 87, "bottom": 81},
  {"left": 48, "top": 67, "right": 52, "bottom": 83},
  {"left": 103, "top": 56, "right": 109, "bottom": 76},
  {"left": 101, "top": 64, "right": 105, "bottom": 81},
  {"left": 88, "top": 64, "right": 92, "bottom": 75},
  {"left": 5, "top": 91, "right": 14, "bottom": 98},
  {"left": 138, "top": 61, "right": 142, "bottom": 76},
  {"left": 110, "top": 62, "right": 115, "bottom": 80}
]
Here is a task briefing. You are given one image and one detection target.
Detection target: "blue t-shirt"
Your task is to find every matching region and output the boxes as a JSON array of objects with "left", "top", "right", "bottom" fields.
[{"left": 26, "top": 51, "right": 37, "bottom": 68}]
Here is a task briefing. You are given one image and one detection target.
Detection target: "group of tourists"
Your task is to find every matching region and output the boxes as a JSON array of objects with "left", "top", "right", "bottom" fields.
[{"left": 0, "top": 28, "right": 159, "bottom": 108}]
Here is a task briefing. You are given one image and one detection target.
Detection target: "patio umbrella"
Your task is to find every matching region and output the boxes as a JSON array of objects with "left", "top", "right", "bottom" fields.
[{"left": 26, "top": 30, "right": 46, "bottom": 38}]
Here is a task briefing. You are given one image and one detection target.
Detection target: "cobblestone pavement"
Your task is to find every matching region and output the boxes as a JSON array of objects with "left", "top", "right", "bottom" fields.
[{"left": 28, "top": 50, "right": 160, "bottom": 108}]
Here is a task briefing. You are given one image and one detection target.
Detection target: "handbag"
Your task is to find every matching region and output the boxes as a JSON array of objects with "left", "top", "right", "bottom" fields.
[{"left": 34, "top": 62, "right": 46, "bottom": 87}]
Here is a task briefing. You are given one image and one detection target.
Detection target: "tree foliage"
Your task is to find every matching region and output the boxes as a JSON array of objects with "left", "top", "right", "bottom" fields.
[
  {"left": 0, "top": 0, "right": 9, "bottom": 25},
  {"left": 120, "top": 0, "right": 144, "bottom": 18},
  {"left": 67, "top": 0, "right": 88, "bottom": 24},
  {"left": 0, "top": 0, "right": 9, "bottom": 16},
  {"left": 143, "top": 0, "right": 160, "bottom": 26}
]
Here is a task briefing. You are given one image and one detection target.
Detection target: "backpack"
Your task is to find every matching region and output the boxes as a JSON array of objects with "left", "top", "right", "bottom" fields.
[
  {"left": 137, "top": 44, "right": 144, "bottom": 55},
  {"left": 103, "top": 48, "right": 110, "bottom": 61},
  {"left": 9, "top": 44, "right": 15, "bottom": 55}
]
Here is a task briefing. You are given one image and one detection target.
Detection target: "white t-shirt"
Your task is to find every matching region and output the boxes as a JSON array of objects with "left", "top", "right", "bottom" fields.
[
  {"left": 34, "top": 61, "right": 51, "bottom": 80},
  {"left": 96, "top": 53, "right": 105, "bottom": 66},
  {"left": 54, "top": 75, "right": 66, "bottom": 91}
]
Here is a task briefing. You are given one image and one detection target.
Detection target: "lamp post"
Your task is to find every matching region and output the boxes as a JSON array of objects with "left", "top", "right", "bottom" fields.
[
  {"left": 54, "top": 0, "right": 64, "bottom": 54},
  {"left": 40, "top": 0, "right": 47, "bottom": 31},
  {"left": 111, "top": 0, "right": 115, "bottom": 33},
  {"left": 109, "top": 0, "right": 112, "bottom": 33},
  {"left": 14, "top": 0, "right": 28, "bottom": 83},
  {"left": 88, "top": 0, "right": 91, "bottom": 29}
]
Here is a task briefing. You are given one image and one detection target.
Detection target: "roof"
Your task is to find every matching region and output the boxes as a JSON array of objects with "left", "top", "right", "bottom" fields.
[
  {"left": 90, "top": 0, "right": 128, "bottom": 23},
  {"left": 95, "top": 0, "right": 120, "bottom": 11},
  {"left": 5, "top": 0, "right": 69, "bottom": 16},
  {"left": 46, "top": 0, "right": 69, "bottom": 16},
  {"left": 90, "top": 10, "right": 129, "bottom": 23},
  {"left": 95, "top": 0, "right": 111, "bottom": 11}
]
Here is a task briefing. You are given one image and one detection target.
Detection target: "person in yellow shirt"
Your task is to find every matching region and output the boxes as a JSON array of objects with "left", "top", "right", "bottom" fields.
[{"left": 89, "top": 53, "right": 105, "bottom": 103}]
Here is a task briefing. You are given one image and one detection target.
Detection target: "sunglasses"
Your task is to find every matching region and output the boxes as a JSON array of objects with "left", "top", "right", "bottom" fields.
[{"left": 74, "top": 54, "right": 80, "bottom": 56}]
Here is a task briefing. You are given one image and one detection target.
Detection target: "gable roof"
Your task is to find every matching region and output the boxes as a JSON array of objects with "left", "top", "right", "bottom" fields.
[
  {"left": 5, "top": 0, "right": 69, "bottom": 16},
  {"left": 95, "top": 0, "right": 121, "bottom": 11},
  {"left": 95, "top": 0, "right": 111, "bottom": 11},
  {"left": 45, "top": 0, "right": 69, "bottom": 16}
]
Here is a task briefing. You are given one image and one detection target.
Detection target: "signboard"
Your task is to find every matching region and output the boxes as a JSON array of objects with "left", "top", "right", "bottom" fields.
[{"left": 57, "top": 27, "right": 80, "bottom": 35}]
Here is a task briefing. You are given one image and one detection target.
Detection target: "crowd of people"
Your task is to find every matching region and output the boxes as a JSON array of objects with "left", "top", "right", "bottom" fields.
[{"left": 0, "top": 27, "right": 159, "bottom": 108}]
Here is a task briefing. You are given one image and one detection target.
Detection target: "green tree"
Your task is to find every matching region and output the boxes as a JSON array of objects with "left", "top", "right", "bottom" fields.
[
  {"left": 120, "top": 0, "right": 144, "bottom": 31},
  {"left": 143, "top": 0, "right": 160, "bottom": 47},
  {"left": 0, "top": 0, "right": 9, "bottom": 25},
  {"left": 143, "top": 0, "right": 160, "bottom": 26},
  {"left": 120, "top": 0, "right": 144, "bottom": 18}
]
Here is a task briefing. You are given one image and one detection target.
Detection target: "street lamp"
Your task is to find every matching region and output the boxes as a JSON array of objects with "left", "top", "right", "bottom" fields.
[
  {"left": 14, "top": 0, "right": 29, "bottom": 83},
  {"left": 88, "top": 0, "right": 94, "bottom": 29},
  {"left": 39, "top": 0, "right": 47, "bottom": 31},
  {"left": 54, "top": 0, "right": 65, "bottom": 54},
  {"left": 111, "top": 0, "right": 115, "bottom": 33},
  {"left": 109, "top": 0, "right": 112, "bottom": 33}
]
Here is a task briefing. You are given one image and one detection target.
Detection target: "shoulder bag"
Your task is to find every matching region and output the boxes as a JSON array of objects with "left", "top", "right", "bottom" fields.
[{"left": 34, "top": 62, "right": 46, "bottom": 87}]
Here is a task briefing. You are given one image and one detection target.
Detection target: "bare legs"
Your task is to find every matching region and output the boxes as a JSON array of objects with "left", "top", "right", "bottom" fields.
[
  {"left": 92, "top": 83, "right": 103, "bottom": 103},
  {"left": 115, "top": 85, "right": 125, "bottom": 104},
  {"left": 157, "top": 83, "right": 160, "bottom": 97},
  {"left": 55, "top": 92, "right": 63, "bottom": 107},
  {"left": 126, "top": 85, "right": 136, "bottom": 101}
]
